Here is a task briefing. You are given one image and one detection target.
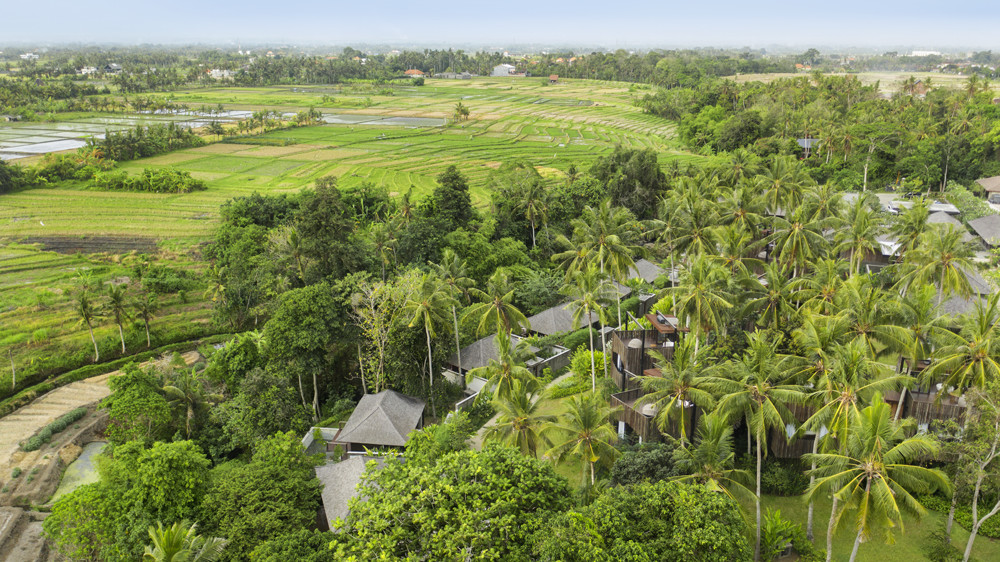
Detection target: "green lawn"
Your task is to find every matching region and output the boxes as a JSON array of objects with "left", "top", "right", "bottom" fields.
[{"left": 763, "top": 494, "right": 1000, "bottom": 561}]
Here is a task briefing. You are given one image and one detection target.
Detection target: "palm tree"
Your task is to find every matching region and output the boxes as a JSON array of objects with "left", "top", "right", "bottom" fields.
[
  {"left": 765, "top": 209, "right": 829, "bottom": 278},
  {"left": 484, "top": 381, "right": 555, "bottom": 457},
  {"left": 668, "top": 255, "right": 733, "bottom": 354},
  {"left": 755, "top": 155, "right": 810, "bottom": 218},
  {"left": 515, "top": 178, "right": 550, "bottom": 248},
  {"left": 889, "top": 197, "right": 931, "bottom": 260},
  {"left": 799, "top": 339, "right": 906, "bottom": 548},
  {"left": 805, "top": 396, "right": 951, "bottom": 562},
  {"left": 404, "top": 273, "right": 456, "bottom": 419},
  {"left": 544, "top": 391, "right": 621, "bottom": 487},
  {"left": 834, "top": 194, "right": 882, "bottom": 276},
  {"left": 713, "top": 331, "right": 805, "bottom": 562},
  {"left": 143, "top": 520, "right": 227, "bottom": 562},
  {"left": 791, "top": 258, "right": 847, "bottom": 316},
  {"left": 467, "top": 329, "right": 538, "bottom": 403},
  {"left": 833, "top": 275, "right": 895, "bottom": 359},
  {"left": 561, "top": 266, "right": 615, "bottom": 389},
  {"left": 432, "top": 249, "right": 475, "bottom": 378},
  {"left": 565, "top": 201, "right": 642, "bottom": 326},
  {"left": 164, "top": 367, "right": 222, "bottom": 439},
  {"left": 897, "top": 224, "right": 976, "bottom": 306},
  {"left": 634, "top": 336, "right": 716, "bottom": 446},
  {"left": 922, "top": 292, "right": 1000, "bottom": 395},
  {"left": 463, "top": 269, "right": 529, "bottom": 336},
  {"left": 741, "top": 262, "right": 798, "bottom": 332},
  {"left": 711, "top": 224, "right": 764, "bottom": 278},
  {"left": 134, "top": 292, "right": 159, "bottom": 349},
  {"left": 106, "top": 284, "right": 130, "bottom": 354},
  {"left": 368, "top": 222, "right": 396, "bottom": 282},
  {"left": 882, "top": 284, "right": 952, "bottom": 420},
  {"left": 673, "top": 411, "right": 756, "bottom": 509},
  {"left": 75, "top": 291, "right": 100, "bottom": 363}
]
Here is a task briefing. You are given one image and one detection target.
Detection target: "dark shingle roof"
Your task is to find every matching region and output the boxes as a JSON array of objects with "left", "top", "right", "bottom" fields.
[
  {"left": 629, "top": 259, "right": 669, "bottom": 284},
  {"left": 968, "top": 214, "right": 1000, "bottom": 247},
  {"left": 528, "top": 303, "right": 593, "bottom": 336},
  {"left": 927, "top": 213, "right": 976, "bottom": 242},
  {"left": 335, "top": 390, "right": 424, "bottom": 448},
  {"left": 447, "top": 334, "right": 541, "bottom": 371},
  {"left": 315, "top": 456, "right": 381, "bottom": 525}
]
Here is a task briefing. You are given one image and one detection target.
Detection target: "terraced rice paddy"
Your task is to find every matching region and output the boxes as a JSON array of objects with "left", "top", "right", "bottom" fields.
[
  {"left": 1, "top": 78, "right": 694, "bottom": 244},
  {"left": 0, "top": 77, "right": 693, "bottom": 377}
]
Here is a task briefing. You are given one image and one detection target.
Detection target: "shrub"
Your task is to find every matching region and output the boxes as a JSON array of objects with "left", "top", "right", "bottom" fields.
[
  {"left": 93, "top": 168, "right": 206, "bottom": 194},
  {"left": 761, "top": 509, "right": 797, "bottom": 561},
  {"left": 922, "top": 524, "right": 963, "bottom": 562},
  {"left": 11, "top": 468, "right": 21, "bottom": 478},
  {"left": 921, "top": 493, "right": 1000, "bottom": 539},
  {"left": 562, "top": 328, "right": 599, "bottom": 352},
  {"left": 20, "top": 407, "right": 87, "bottom": 452}
]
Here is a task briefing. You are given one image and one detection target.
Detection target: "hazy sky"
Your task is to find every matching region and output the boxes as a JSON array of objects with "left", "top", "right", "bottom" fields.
[{"left": 5, "top": 1, "right": 1000, "bottom": 50}]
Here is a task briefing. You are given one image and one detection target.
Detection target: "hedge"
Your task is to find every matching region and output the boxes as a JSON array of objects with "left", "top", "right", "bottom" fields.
[
  {"left": 920, "top": 493, "right": 1000, "bottom": 539},
  {"left": 0, "top": 334, "right": 234, "bottom": 419},
  {"left": 21, "top": 407, "right": 88, "bottom": 452}
]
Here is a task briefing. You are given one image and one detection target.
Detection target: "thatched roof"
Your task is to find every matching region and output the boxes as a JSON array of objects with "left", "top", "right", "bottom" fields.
[
  {"left": 927, "top": 212, "right": 976, "bottom": 242},
  {"left": 335, "top": 390, "right": 424, "bottom": 448},
  {"left": 528, "top": 303, "right": 584, "bottom": 336},
  {"left": 968, "top": 214, "right": 1000, "bottom": 247},
  {"left": 629, "top": 259, "right": 673, "bottom": 284},
  {"left": 975, "top": 175, "right": 1000, "bottom": 193}
]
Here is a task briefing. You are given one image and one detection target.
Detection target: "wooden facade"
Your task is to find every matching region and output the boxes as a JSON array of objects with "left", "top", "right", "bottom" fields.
[{"left": 611, "top": 388, "right": 660, "bottom": 443}]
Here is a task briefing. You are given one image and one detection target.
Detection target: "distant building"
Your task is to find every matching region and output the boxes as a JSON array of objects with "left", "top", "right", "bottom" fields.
[
  {"left": 404, "top": 69, "right": 425, "bottom": 77},
  {"left": 434, "top": 71, "right": 474, "bottom": 79},
  {"left": 19, "top": 53, "right": 38, "bottom": 61},
  {"left": 78, "top": 66, "right": 97, "bottom": 75},
  {"left": 207, "top": 69, "right": 233, "bottom": 80},
  {"left": 549, "top": 74, "right": 559, "bottom": 84},
  {"left": 910, "top": 50, "right": 942, "bottom": 57},
  {"left": 491, "top": 63, "right": 516, "bottom": 77},
  {"left": 103, "top": 63, "right": 122, "bottom": 74}
]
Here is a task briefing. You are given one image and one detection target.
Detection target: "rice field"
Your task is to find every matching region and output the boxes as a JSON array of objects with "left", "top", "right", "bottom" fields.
[
  {"left": 1, "top": 77, "right": 697, "bottom": 245},
  {"left": 0, "top": 77, "right": 696, "bottom": 379}
]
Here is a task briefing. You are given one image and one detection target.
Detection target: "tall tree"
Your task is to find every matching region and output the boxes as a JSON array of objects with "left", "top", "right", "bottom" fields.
[
  {"left": 106, "top": 284, "right": 131, "bottom": 354},
  {"left": 713, "top": 331, "right": 805, "bottom": 562},
  {"left": 673, "top": 412, "right": 756, "bottom": 508},
  {"left": 467, "top": 329, "right": 538, "bottom": 403},
  {"left": 561, "top": 266, "right": 615, "bottom": 389},
  {"left": 484, "top": 381, "right": 555, "bottom": 458},
  {"left": 634, "top": 336, "right": 716, "bottom": 446},
  {"left": 668, "top": 255, "right": 733, "bottom": 354},
  {"left": 805, "top": 397, "right": 950, "bottom": 562},
  {"left": 463, "top": 269, "right": 528, "bottom": 336},
  {"left": 134, "top": 292, "right": 159, "bottom": 349},
  {"left": 544, "top": 392, "right": 621, "bottom": 487},
  {"left": 405, "top": 273, "right": 456, "bottom": 419},
  {"left": 75, "top": 291, "right": 101, "bottom": 363},
  {"left": 432, "top": 249, "right": 475, "bottom": 377},
  {"left": 898, "top": 224, "right": 976, "bottom": 306}
]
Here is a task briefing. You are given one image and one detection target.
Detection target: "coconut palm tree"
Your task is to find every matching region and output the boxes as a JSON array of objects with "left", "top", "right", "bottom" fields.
[
  {"left": 897, "top": 224, "right": 976, "bottom": 306},
  {"left": 566, "top": 201, "right": 643, "bottom": 326},
  {"left": 544, "top": 391, "right": 621, "bottom": 487},
  {"left": 643, "top": 196, "right": 684, "bottom": 287},
  {"left": 106, "top": 284, "right": 130, "bottom": 354},
  {"left": 164, "top": 367, "right": 222, "bottom": 439},
  {"left": 668, "top": 255, "right": 733, "bottom": 355},
  {"left": 834, "top": 194, "right": 882, "bottom": 276},
  {"left": 134, "top": 292, "right": 159, "bottom": 348},
  {"left": 764, "top": 208, "right": 829, "bottom": 278},
  {"left": 672, "top": 411, "right": 756, "bottom": 509},
  {"left": 922, "top": 292, "right": 1000, "bottom": 395},
  {"left": 467, "top": 329, "right": 538, "bottom": 403},
  {"left": 741, "top": 262, "right": 798, "bottom": 332},
  {"left": 832, "top": 275, "right": 896, "bottom": 359},
  {"left": 368, "top": 222, "right": 396, "bottom": 282},
  {"left": 634, "top": 336, "right": 717, "bottom": 446},
  {"left": 484, "top": 381, "right": 555, "bottom": 457},
  {"left": 882, "top": 284, "right": 952, "bottom": 420},
  {"left": 404, "top": 273, "right": 456, "bottom": 419},
  {"left": 717, "top": 185, "right": 765, "bottom": 238},
  {"left": 805, "top": 396, "right": 951, "bottom": 562},
  {"left": 711, "top": 224, "right": 764, "bottom": 278},
  {"left": 464, "top": 269, "right": 529, "bottom": 337},
  {"left": 755, "top": 155, "right": 810, "bottom": 218},
  {"left": 889, "top": 197, "right": 931, "bottom": 261},
  {"left": 799, "top": 340, "right": 906, "bottom": 548},
  {"left": 515, "top": 177, "right": 550, "bottom": 248},
  {"left": 143, "top": 520, "right": 227, "bottom": 562},
  {"left": 791, "top": 258, "right": 847, "bottom": 316},
  {"left": 800, "top": 181, "right": 845, "bottom": 223},
  {"left": 713, "top": 331, "right": 805, "bottom": 562},
  {"left": 561, "top": 266, "right": 615, "bottom": 389},
  {"left": 432, "top": 249, "right": 475, "bottom": 377},
  {"left": 75, "top": 291, "right": 101, "bottom": 363}
]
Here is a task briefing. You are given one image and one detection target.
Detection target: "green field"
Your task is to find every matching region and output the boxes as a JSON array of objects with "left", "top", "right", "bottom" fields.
[
  {"left": 0, "top": 77, "right": 696, "bottom": 397},
  {"left": 1, "top": 78, "right": 693, "bottom": 245}
]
